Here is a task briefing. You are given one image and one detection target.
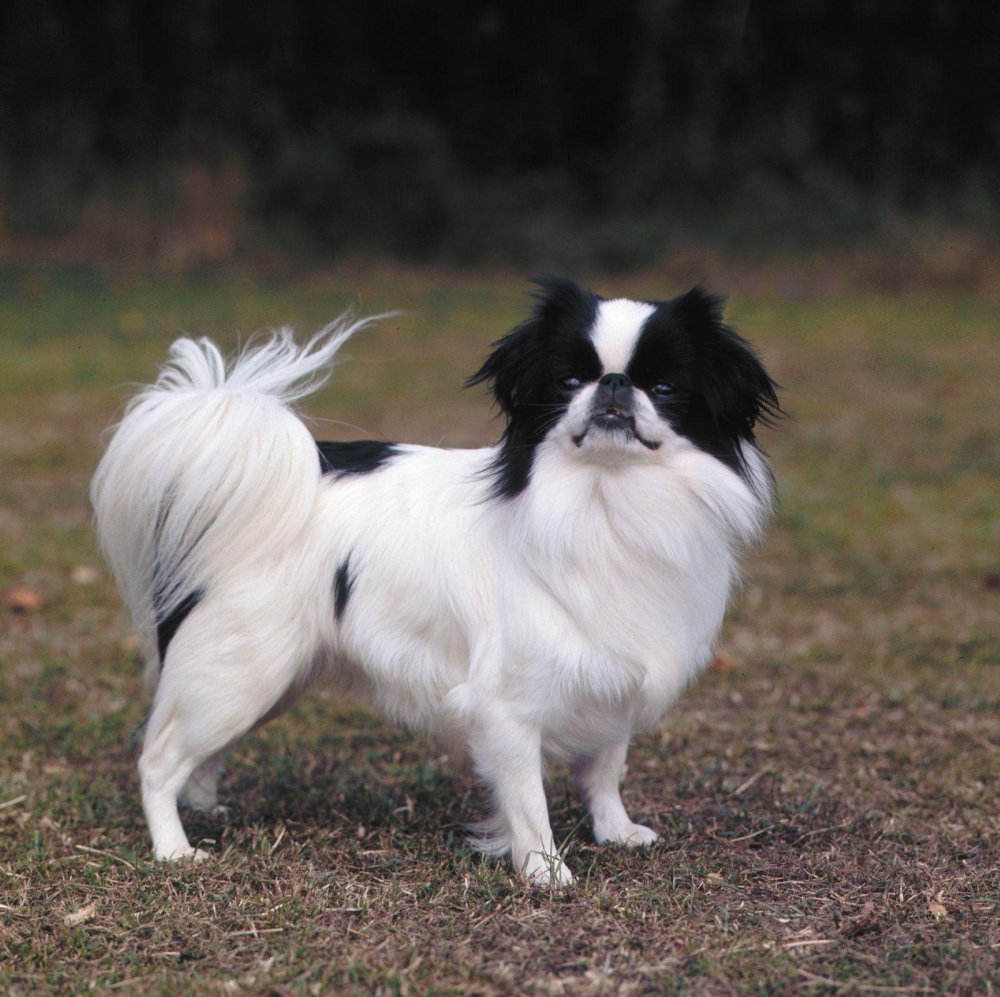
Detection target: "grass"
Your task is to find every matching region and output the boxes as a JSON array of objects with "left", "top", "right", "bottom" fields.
[{"left": 1, "top": 262, "right": 997, "bottom": 994}]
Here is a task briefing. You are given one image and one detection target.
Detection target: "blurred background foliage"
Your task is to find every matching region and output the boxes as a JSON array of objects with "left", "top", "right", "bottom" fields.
[{"left": 1, "top": 0, "right": 998, "bottom": 271}]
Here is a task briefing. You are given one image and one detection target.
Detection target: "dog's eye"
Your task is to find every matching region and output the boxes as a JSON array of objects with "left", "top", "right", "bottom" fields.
[
  {"left": 651, "top": 382, "right": 675, "bottom": 399},
  {"left": 559, "top": 376, "right": 583, "bottom": 391}
]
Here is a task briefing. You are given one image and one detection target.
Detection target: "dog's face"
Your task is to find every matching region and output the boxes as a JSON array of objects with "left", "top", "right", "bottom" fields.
[{"left": 469, "top": 276, "right": 779, "bottom": 496}]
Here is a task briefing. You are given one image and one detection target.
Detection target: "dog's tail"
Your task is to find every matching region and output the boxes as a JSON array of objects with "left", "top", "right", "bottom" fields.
[{"left": 91, "top": 316, "right": 379, "bottom": 687}]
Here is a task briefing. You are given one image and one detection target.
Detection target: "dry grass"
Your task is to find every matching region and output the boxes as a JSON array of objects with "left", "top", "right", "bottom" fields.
[{"left": 1, "top": 264, "right": 997, "bottom": 994}]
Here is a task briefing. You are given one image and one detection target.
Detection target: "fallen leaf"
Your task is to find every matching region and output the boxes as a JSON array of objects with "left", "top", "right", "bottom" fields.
[
  {"left": 70, "top": 565, "right": 99, "bottom": 585},
  {"left": 3, "top": 587, "right": 43, "bottom": 613},
  {"left": 710, "top": 651, "right": 737, "bottom": 673},
  {"left": 928, "top": 899, "right": 948, "bottom": 920},
  {"left": 63, "top": 902, "right": 97, "bottom": 927}
]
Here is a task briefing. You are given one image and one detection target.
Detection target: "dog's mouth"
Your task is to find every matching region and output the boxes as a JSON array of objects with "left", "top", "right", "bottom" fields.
[{"left": 572, "top": 408, "right": 661, "bottom": 451}]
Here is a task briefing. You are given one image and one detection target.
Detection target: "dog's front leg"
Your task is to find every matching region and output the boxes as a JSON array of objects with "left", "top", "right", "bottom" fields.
[
  {"left": 468, "top": 711, "right": 572, "bottom": 886},
  {"left": 575, "top": 741, "right": 659, "bottom": 847}
]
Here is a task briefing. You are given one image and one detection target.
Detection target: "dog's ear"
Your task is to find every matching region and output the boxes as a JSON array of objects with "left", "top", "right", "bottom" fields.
[
  {"left": 465, "top": 314, "right": 538, "bottom": 419},
  {"left": 466, "top": 275, "right": 598, "bottom": 418},
  {"left": 676, "top": 287, "right": 780, "bottom": 441}
]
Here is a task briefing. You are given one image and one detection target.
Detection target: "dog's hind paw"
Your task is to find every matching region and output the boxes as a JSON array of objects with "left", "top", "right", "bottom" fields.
[
  {"left": 154, "top": 844, "right": 212, "bottom": 863},
  {"left": 191, "top": 803, "right": 229, "bottom": 818}
]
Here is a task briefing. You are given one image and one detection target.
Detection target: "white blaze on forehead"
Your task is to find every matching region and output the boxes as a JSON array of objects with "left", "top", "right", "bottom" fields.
[{"left": 589, "top": 298, "right": 656, "bottom": 374}]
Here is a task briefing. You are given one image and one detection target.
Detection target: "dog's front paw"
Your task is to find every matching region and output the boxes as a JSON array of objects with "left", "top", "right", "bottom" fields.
[
  {"left": 594, "top": 821, "right": 659, "bottom": 848},
  {"left": 519, "top": 850, "right": 575, "bottom": 888}
]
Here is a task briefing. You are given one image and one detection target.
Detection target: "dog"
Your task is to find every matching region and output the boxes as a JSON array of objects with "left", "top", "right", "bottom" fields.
[{"left": 91, "top": 276, "right": 778, "bottom": 885}]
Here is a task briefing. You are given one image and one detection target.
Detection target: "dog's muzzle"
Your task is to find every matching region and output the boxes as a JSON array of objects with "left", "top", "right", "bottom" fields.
[{"left": 573, "top": 373, "right": 661, "bottom": 451}]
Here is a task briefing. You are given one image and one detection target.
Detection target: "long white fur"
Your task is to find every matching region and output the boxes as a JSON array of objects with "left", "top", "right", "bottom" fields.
[
  {"left": 91, "top": 320, "right": 378, "bottom": 690},
  {"left": 91, "top": 305, "right": 771, "bottom": 885}
]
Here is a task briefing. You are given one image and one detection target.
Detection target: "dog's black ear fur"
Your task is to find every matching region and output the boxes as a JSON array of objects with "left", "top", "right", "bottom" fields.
[
  {"left": 466, "top": 275, "right": 598, "bottom": 419},
  {"left": 675, "top": 286, "right": 781, "bottom": 442},
  {"left": 467, "top": 276, "right": 600, "bottom": 498}
]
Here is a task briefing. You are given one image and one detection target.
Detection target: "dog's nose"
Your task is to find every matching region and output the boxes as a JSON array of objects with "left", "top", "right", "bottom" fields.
[{"left": 599, "top": 372, "right": 632, "bottom": 390}]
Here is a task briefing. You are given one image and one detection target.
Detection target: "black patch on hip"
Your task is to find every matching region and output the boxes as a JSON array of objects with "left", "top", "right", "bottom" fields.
[
  {"left": 334, "top": 555, "right": 355, "bottom": 622},
  {"left": 156, "top": 589, "right": 203, "bottom": 666}
]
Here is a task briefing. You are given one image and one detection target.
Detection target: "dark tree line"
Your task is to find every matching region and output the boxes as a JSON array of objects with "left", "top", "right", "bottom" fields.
[{"left": 2, "top": 0, "right": 997, "bottom": 256}]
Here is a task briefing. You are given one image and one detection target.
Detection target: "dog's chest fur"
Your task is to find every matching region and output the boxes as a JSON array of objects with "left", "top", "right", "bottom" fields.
[{"left": 498, "top": 456, "right": 739, "bottom": 732}]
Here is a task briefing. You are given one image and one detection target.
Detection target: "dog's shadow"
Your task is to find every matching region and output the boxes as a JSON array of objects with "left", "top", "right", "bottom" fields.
[
  {"left": 182, "top": 720, "right": 478, "bottom": 852},
  {"left": 178, "top": 716, "right": 591, "bottom": 869}
]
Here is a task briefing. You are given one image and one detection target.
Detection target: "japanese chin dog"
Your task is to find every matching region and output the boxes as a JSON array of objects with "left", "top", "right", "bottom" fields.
[{"left": 91, "top": 276, "right": 778, "bottom": 885}]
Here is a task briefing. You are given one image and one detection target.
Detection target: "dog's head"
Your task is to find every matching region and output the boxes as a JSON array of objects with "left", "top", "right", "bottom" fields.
[{"left": 468, "top": 276, "right": 779, "bottom": 497}]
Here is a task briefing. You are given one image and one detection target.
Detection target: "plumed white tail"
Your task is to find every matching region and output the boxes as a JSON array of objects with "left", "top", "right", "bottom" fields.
[{"left": 91, "top": 316, "right": 377, "bottom": 688}]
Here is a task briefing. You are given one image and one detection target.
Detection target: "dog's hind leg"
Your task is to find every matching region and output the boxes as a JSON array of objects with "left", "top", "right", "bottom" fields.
[
  {"left": 179, "top": 752, "right": 227, "bottom": 814},
  {"left": 139, "top": 611, "right": 312, "bottom": 861},
  {"left": 140, "top": 709, "right": 208, "bottom": 861}
]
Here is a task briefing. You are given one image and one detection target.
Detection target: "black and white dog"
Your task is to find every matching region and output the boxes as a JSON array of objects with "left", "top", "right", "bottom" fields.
[{"left": 92, "top": 277, "right": 778, "bottom": 884}]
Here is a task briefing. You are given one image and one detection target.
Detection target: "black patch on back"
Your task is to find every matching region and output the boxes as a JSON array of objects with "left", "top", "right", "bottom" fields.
[
  {"left": 318, "top": 440, "right": 399, "bottom": 477},
  {"left": 333, "top": 555, "right": 354, "bottom": 622},
  {"left": 156, "top": 589, "right": 203, "bottom": 666},
  {"left": 626, "top": 288, "right": 780, "bottom": 483},
  {"left": 467, "top": 275, "right": 601, "bottom": 498}
]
